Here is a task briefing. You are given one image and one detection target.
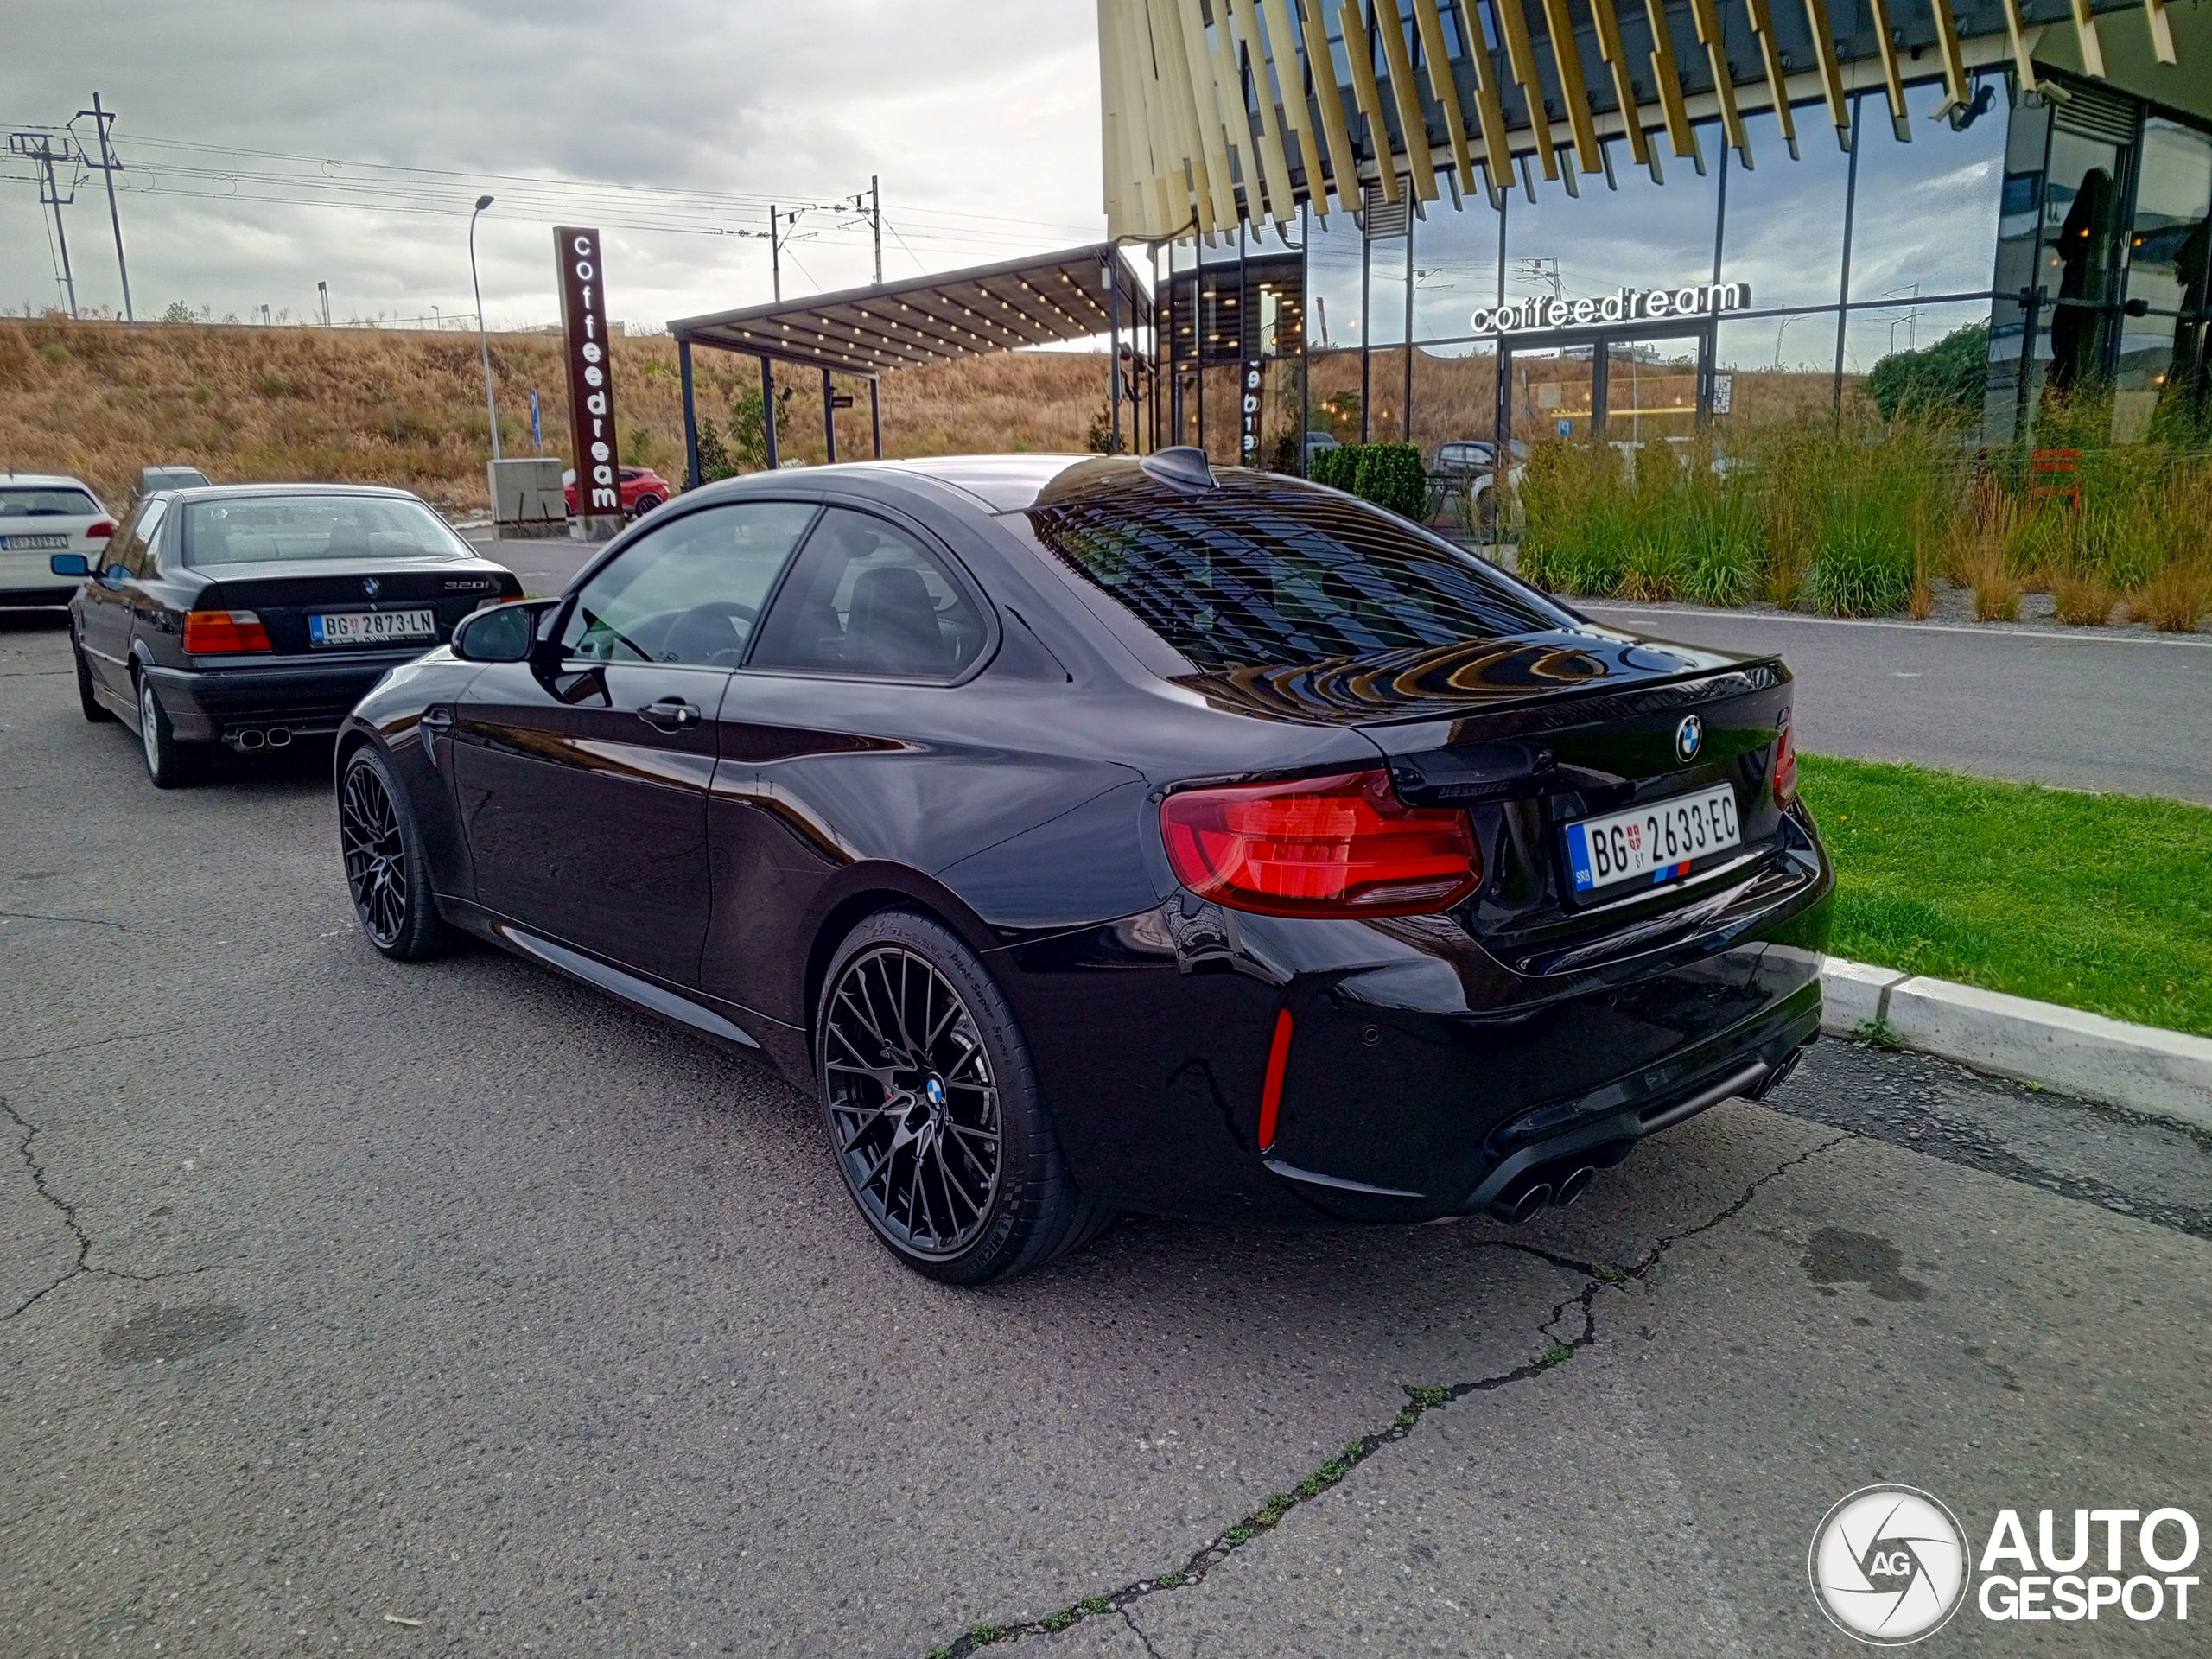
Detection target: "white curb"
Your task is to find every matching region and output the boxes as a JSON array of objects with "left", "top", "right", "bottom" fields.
[{"left": 1818, "top": 957, "right": 2212, "bottom": 1134}]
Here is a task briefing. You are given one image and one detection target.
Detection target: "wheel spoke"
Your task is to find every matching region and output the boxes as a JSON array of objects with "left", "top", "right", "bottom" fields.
[{"left": 821, "top": 941, "right": 1001, "bottom": 1259}]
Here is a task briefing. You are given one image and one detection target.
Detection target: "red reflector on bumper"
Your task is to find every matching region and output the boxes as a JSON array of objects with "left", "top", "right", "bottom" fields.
[{"left": 1257, "top": 1008, "right": 1294, "bottom": 1152}]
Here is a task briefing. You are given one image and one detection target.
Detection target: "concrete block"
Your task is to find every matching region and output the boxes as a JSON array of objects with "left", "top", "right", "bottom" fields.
[
  {"left": 1819, "top": 958, "right": 1910, "bottom": 1034},
  {"left": 1885, "top": 976, "right": 2212, "bottom": 1132}
]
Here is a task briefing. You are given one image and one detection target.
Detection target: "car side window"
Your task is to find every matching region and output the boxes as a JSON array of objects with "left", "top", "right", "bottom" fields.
[
  {"left": 557, "top": 501, "right": 818, "bottom": 668},
  {"left": 746, "top": 508, "right": 988, "bottom": 681},
  {"left": 113, "top": 500, "right": 165, "bottom": 578}
]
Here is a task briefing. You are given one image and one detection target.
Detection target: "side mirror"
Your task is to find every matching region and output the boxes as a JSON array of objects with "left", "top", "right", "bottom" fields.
[
  {"left": 49, "top": 553, "right": 92, "bottom": 578},
  {"left": 451, "top": 601, "right": 543, "bottom": 663}
]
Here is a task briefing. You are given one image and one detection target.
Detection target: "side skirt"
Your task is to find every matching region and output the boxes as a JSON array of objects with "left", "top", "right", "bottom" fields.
[{"left": 434, "top": 894, "right": 802, "bottom": 1073}]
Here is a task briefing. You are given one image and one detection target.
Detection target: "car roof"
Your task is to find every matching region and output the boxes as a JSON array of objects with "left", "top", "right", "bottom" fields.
[
  {"left": 835, "top": 454, "right": 1091, "bottom": 512},
  {"left": 158, "top": 482, "right": 429, "bottom": 503},
  {"left": 0, "top": 473, "right": 99, "bottom": 490}
]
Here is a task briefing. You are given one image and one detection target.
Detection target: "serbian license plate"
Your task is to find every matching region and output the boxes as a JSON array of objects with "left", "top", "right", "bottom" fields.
[
  {"left": 1, "top": 532, "right": 70, "bottom": 550},
  {"left": 1566, "top": 784, "right": 1741, "bottom": 895},
  {"left": 309, "top": 608, "right": 436, "bottom": 647}
]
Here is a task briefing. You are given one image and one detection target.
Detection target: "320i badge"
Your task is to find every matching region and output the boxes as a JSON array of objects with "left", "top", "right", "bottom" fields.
[{"left": 334, "top": 449, "right": 1834, "bottom": 1283}]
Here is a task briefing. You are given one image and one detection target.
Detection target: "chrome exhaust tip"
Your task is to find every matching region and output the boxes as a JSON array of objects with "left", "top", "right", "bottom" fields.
[
  {"left": 265, "top": 726, "right": 291, "bottom": 748},
  {"left": 1552, "top": 1166, "right": 1598, "bottom": 1208},
  {"left": 1490, "top": 1180, "right": 1554, "bottom": 1225},
  {"left": 232, "top": 728, "right": 265, "bottom": 752}
]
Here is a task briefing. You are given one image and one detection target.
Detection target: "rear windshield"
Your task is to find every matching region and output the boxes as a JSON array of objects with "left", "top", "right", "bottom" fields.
[
  {"left": 181, "top": 496, "right": 470, "bottom": 564},
  {"left": 0, "top": 486, "right": 99, "bottom": 518},
  {"left": 1018, "top": 463, "right": 1573, "bottom": 672}
]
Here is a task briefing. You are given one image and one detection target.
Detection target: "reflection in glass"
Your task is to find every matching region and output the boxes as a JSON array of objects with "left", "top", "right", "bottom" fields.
[
  {"left": 1506, "top": 346, "right": 1598, "bottom": 445},
  {"left": 1414, "top": 193, "right": 1504, "bottom": 342},
  {"left": 1847, "top": 79, "right": 2006, "bottom": 307},
  {"left": 1368, "top": 346, "right": 1409, "bottom": 442},
  {"left": 1724, "top": 103, "right": 1851, "bottom": 311},
  {"left": 1605, "top": 339, "right": 1700, "bottom": 442},
  {"left": 2120, "top": 118, "right": 2212, "bottom": 437},
  {"left": 1306, "top": 209, "right": 1366, "bottom": 352},
  {"left": 1369, "top": 232, "right": 1410, "bottom": 349},
  {"left": 2043, "top": 130, "right": 2126, "bottom": 393},
  {"left": 1986, "top": 92, "right": 2051, "bottom": 436},
  {"left": 1713, "top": 321, "right": 1841, "bottom": 427},
  {"left": 1503, "top": 132, "right": 1719, "bottom": 308},
  {"left": 1842, "top": 299, "right": 1996, "bottom": 409},
  {"left": 1411, "top": 344, "right": 1499, "bottom": 456}
]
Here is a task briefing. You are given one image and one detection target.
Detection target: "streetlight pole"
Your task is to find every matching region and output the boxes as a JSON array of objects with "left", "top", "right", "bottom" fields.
[{"left": 469, "top": 194, "right": 501, "bottom": 461}]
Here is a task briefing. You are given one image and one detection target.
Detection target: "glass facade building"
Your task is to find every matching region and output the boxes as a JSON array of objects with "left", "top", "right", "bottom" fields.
[{"left": 1106, "top": 2, "right": 2211, "bottom": 465}]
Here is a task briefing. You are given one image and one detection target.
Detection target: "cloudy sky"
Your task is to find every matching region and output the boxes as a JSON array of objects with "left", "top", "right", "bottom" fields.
[{"left": 3, "top": 1, "right": 1106, "bottom": 330}]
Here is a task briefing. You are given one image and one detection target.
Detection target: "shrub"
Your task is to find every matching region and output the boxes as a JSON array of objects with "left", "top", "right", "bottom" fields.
[
  {"left": 1308, "top": 442, "right": 1358, "bottom": 493},
  {"left": 1866, "top": 324, "right": 1990, "bottom": 426},
  {"left": 1811, "top": 518, "right": 1915, "bottom": 616},
  {"left": 2051, "top": 572, "right": 2113, "bottom": 625},
  {"left": 1351, "top": 442, "right": 1427, "bottom": 518}
]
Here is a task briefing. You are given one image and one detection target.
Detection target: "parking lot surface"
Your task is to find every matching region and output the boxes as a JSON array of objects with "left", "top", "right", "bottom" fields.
[{"left": 4, "top": 607, "right": 2209, "bottom": 1656}]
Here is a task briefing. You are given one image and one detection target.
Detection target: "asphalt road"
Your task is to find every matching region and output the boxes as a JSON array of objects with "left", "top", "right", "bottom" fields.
[
  {"left": 4, "top": 609, "right": 2208, "bottom": 1657},
  {"left": 1581, "top": 603, "right": 2212, "bottom": 804},
  {"left": 462, "top": 533, "right": 2212, "bottom": 804}
]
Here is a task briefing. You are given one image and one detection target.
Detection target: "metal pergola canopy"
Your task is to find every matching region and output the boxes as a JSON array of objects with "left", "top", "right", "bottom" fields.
[{"left": 667, "top": 242, "right": 1151, "bottom": 377}]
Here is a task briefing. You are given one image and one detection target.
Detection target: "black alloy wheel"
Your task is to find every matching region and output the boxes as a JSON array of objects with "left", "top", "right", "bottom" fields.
[
  {"left": 340, "top": 746, "right": 451, "bottom": 960},
  {"left": 73, "top": 634, "right": 113, "bottom": 722},
  {"left": 632, "top": 493, "right": 663, "bottom": 516},
  {"left": 137, "top": 676, "right": 204, "bottom": 788},
  {"left": 817, "top": 911, "right": 1109, "bottom": 1283}
]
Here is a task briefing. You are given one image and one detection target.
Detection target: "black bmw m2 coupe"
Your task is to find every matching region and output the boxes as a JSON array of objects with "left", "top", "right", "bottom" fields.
[{"left": 335, "top": 450, "right": 1832, "bottom": 1282}]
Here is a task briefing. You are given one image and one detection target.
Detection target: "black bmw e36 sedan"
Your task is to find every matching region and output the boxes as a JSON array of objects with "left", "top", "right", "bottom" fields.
[
  {"left": 334, "top": 448, "right": 1832, "bottom": 1283},
  {"left": 54, "top": 484, "right": 521, "bottom": 786}
]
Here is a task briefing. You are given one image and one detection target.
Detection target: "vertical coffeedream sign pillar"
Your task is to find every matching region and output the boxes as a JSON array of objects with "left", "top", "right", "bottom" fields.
[{"left": 555, "top": 226, "right": 623, "bottom": 539}]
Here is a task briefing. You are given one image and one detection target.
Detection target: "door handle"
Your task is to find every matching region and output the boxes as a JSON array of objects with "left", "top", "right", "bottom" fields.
[
  {"left": 639, "top": 697, "right": 700, "bottom": 732},
  {"left": 420, "top": 708, "right": 454, "bottom": 733}
]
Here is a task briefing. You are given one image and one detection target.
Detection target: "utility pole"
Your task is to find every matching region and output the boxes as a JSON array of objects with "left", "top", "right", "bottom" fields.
[
  {"left": 318, "top": 281, "right": 331, "bottom": 327},
  {"left": 770, "top": 204, "right": 782, "bottom": 302},
  {"left": 9, "top": 130, "right": 79, "bottom": 317},
  {"left": 71, "top": 95, "right": 132, "bottom": 321},
  {"left": 870, "top": 175, "right": 881, "bottom": 284}
]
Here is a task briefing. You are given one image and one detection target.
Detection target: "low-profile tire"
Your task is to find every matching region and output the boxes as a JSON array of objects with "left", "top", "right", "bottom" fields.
[
  {"left": 816, "top": 909, "right": 1111, "bottom": 1285},
  {"left": 632, "top": 493, "right": 663, "bottom": 516},
  {"left": 137, "top": 675, "right": 206, "bottom": 787},
  {"left": 340, "top": 743, "right": 454, "bottom": 961},
  {"left": 73, "top": 636, "right": 114, "bottom": 722}
]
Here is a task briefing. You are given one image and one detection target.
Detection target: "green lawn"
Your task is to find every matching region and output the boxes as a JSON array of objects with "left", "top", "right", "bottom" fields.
[{"left": 1799, "top": 754, "right": 2212, "bottom": 1039}]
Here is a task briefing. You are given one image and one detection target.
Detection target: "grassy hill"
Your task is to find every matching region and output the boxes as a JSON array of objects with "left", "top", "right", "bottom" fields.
[{"left": 0, "top": 315, "right": 1116, "bottom": 511}]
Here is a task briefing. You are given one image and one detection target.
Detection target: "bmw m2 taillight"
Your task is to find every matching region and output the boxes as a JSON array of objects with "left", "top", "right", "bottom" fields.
[
  {"left": 183, "top": 609, "right": 273, "bottom": 653},
  {"left": 1160, "top": 769, "right": 1481, "bottom": 918},
  {"left": 1772, "top": 709, "right": 1798, "bottom": 807}
]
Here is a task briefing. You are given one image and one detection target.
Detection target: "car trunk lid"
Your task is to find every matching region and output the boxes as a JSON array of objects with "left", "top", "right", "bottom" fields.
[{"left": 192, "top": 560, "right": 517, "bottom": 656}]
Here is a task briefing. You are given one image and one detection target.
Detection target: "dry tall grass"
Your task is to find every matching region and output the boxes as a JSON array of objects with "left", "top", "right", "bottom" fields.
[{"left": 0, "top": 315, "right": 1114, "bottom": 510}]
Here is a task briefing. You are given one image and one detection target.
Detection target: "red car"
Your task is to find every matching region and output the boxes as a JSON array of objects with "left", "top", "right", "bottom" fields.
[{"left": 563, "top": 466, "right": 671, "bottom": 518}]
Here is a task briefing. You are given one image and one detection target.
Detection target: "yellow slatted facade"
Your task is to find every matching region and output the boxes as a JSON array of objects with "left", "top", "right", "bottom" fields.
[{"left": 1096, "top": 0, "right": 2193, "bottom": 240}]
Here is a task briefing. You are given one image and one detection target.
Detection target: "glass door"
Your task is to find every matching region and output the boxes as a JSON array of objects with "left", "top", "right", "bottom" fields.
[
  {"left": 1603, "top": 337, "right": 1703, "bottom": 443},
  {"left": 1505, "top": 346, "right": 1598, "bottom": 445}
]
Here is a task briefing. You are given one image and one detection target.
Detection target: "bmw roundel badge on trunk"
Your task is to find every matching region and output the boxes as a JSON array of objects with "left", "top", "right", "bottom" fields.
[
  {"left": 1675, "top": 714, "right": 1703, "bottom": 763},
  {"left": 362, "top": 576, "right": 381, "bottom": 598}
]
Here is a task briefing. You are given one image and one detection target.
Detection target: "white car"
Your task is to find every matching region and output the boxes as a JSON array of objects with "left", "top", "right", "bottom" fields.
[{"left": 1, "top": 474, "right": 117, "bottom": 606}]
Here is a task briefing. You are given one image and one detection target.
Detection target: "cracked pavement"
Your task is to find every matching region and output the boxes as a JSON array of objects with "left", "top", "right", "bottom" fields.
[{"left": 3, "top": 608, "right": 2209, "bottom": 1656}]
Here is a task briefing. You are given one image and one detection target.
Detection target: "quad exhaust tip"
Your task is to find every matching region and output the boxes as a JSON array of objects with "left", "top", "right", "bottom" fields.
[{"left": 227, "top": 727, "right": 292, "bottom": 753}]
